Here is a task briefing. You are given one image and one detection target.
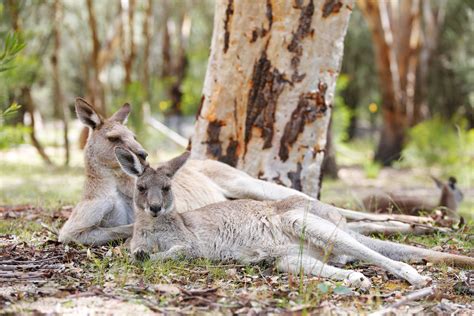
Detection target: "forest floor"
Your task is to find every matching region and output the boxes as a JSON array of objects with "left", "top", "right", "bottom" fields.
[{"left": 0, "top": 145, "right": 473, "bottom": 315}]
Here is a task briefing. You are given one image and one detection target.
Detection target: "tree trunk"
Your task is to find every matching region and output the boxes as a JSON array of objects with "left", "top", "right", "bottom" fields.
[
  {"left": 142, "top": 0, "right": 153, "bottom": 101},
  {"left": 6, "top": 0, "right": 53, "bottom": 166},
  {"left": 121, "top": 0, "right": 136, "bottom": 86},
  {"left": 80, "top": 0, "right": 123, "bottom": 148},
  {"left": 191, "top": 0, "right": 353, "bottom": 198},
  {"left": 358, "top": 0, "right": 443, "bottom": 165},
  {"left": 52, "top": 0, "right": 70, "bottom": 166},
  {"left": 322, "top": 116, "right": 338, "bottom": 179},
  {"left": 22, "top": 88, "right": 54, "bottom": 165}
]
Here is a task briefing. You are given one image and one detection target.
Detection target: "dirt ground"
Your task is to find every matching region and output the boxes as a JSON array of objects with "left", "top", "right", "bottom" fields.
[{"left": 0, "top": 150, "right": 473, "bottom": 314}]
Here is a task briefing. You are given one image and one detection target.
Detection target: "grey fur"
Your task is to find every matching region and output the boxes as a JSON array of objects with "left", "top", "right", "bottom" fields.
[{"left": 126, "top": 150, "right": 474, "bottom": 290}]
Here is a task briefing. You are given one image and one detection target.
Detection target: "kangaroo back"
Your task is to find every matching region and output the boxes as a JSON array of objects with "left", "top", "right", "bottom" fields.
[{"left": 362, "top": 176, "right": 463, "bottom": 215}]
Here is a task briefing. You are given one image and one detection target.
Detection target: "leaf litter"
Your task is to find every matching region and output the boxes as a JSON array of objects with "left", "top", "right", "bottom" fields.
[{"left": 0, "top": 205, "right": 473, "bottom": 315}]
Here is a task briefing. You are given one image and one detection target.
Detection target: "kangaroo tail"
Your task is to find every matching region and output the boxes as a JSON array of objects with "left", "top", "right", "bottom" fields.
[{"left": 351, "top": 232, "right": 474, "bottom": 268}]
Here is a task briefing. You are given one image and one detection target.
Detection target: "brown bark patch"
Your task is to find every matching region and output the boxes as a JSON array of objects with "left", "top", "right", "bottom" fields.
[
  {"left": 250, "top": 0, "right": 273, "bottom": 43},
  {"left": 322, "top": 0, "right": 343, "bottom": 18},
  {"left": 205, "top": 120, "right": 225, "bottom": 158},
  {"left": 220, "top": 139, "right": 239, "bottom": 167},
  {"left": 204, "top": 120, "right": 239, "bottom": 167},
  {"left": 223, "top": 0, "right": 234, "bottom": 53},
  {"left": 245, "top": 50, "right": 290, "bottom": 153},
  {"left": 287, "top": 0, "right": 314, "bottom": 82},
  {"left": 287, "top": 162, "right": 303, "bottom": 191},
  {"left": 279, "top": 82, "right": 328, "bottom": 162}
]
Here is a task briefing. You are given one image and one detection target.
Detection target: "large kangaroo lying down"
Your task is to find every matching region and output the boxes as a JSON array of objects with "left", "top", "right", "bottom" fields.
[
  {"left": 115, "top": 148, "right": 474, "bottom": 290},
  {"left": 59, "top": 99, "right": 436, "bottom": 245}
]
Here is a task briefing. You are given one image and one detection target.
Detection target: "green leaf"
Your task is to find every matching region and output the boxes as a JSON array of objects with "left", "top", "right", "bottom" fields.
[
  {"left": 317, "top": 282, "right": 330, "bottom": 294},
  {"left": 333, "top": 285, "right": 352, "bottom": 295}
]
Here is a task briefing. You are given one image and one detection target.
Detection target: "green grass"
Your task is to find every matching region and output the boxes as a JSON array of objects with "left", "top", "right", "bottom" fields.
[{"left": 0, "top": 160, "right": 83, "bottom": 208}]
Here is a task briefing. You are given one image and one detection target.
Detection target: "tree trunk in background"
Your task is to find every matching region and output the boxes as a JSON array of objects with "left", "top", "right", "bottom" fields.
[
  {"left": 21, "top": 87, "right": 54, "bottom": 165},
  {"left": 142, "top": 0, "right": 153, "bottom": 101},
  {"left": 121, "top": 0, "right": 136, "bottom": 86},
  {"left": 6, "top": 0, "right": 53, "bottom": 165},
  {"left": 358, "top": 0, "right": 444, "bottom": 165},
  {"left": 85, "top": 0, "right": 105, "bottom": 115},
  {"left": 161, "top": 1, "right": 172, "bottom": 79},
  {"left": 191, "top": 0, "right": 353, "bottom": 198},
  {"left": 80, "top": 0, "right": 123, "bottom": 148},
  {"left": 52, "top": 0, "right": 70, "bottom": 166},
  {"left": 322, "top": 116, "right": 338, "bottom": 178}
]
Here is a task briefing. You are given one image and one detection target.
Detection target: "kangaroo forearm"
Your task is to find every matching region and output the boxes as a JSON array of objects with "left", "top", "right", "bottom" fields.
[{"left": 64, "top": 224, "right": 133, "bottom": 246}]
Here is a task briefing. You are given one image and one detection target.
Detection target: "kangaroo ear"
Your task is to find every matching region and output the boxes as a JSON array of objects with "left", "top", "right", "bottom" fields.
[
  {"left": 75, "top": 98, "right": 102, "bottom": 129},
  {"left": 163, "top": 151, "right": 191, "bottom": 178},
  {"left": 110, "top": 103, "right": 131, "bottom": 124},
  {"left": 431, "top": 176, "right": 444, "bottom": 189},
  {"left": 115, "top": 147, "right": 144, "bottom": 177}
]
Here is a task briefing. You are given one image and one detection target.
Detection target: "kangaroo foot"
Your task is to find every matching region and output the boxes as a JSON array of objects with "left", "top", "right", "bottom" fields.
[
  {"left": 346, "top": 271, "right": 372, "bottom": 290},
  {"left": 393, "top": 262, "right": 431, "bottom": 287},
  {"left": 132, "top": 248, "right": 150, "bottom": 262}
]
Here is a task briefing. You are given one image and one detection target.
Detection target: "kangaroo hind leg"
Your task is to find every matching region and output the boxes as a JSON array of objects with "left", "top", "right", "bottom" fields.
[{"left": 281, "top": 210, "right": 431, "bottom": 287}]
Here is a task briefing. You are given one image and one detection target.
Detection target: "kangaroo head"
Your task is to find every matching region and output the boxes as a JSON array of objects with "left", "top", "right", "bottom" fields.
[
  {"left": 432, "top": 176, "right": 464, "bottom": 211},
  {"left": 75, "top": 98, "right": 148, "bottom": 170},
  {"left": 115, "top": 147, "right": 190, "bottom": 217}
]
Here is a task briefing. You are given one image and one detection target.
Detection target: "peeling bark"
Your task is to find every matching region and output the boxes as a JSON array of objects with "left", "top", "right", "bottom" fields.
[
  {"left": 191, "top": 0, "right": 353, "bottom": 198},
  {"left": 223, "top": 0, "right": 234, "bottom": 53},
  {"left": 322, "top": 0, "right": 343, "bottom": 18}
]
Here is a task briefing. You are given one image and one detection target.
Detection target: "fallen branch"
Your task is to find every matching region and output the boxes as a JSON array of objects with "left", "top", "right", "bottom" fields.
[
  {"left": 144, "top": 104, "right": 188, "bottom": 147},
  {"left": 370, "top": 286, "right": 436, "bottom": 316}
]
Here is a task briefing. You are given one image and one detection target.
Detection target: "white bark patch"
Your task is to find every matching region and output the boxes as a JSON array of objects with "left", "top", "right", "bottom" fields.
[{"left": 192, "top": 0, "right": 354, "bottom": 198}]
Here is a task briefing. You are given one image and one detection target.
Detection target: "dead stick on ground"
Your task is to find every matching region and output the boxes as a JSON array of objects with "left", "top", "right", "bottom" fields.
[{"left": 369, "top": 286, "right": 436, "bottom": 316}]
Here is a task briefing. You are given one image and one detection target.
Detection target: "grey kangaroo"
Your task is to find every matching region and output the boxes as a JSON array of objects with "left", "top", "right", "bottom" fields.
[
  {"left": 116, "top": 148, "right": 474, "bottom": 290},
  {"left": 363, "top": 177, "right": 464, "bottom": 215},
  {"left": 59, "top": 98, "right": 435, "bottom": 245}
]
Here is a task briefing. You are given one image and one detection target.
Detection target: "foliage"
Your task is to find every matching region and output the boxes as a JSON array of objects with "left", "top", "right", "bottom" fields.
[
  {"left": 401, "top": 117, "right": 474, "bottom": 178},
  {"left": 332, "top": 75, "right": 352, "bottom": 143},
  {"left": 0, "top": 124, "right": 28, "bottom": 149},
  {"left": 0, "top": 33, "right": 25, "bottom": 148},
  {"left": 426, "top": 0, "right": 474, "bottom": 121},
  {"left": 0, "top": 32, "right": 25, "bottom": 72}
]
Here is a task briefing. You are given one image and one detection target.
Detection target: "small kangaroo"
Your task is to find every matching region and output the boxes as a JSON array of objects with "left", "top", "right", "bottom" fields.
[
  {"left": 116, "top": 148, "right": 474, "bottom": 290},
  {"left": 363, "top": 177, "right": 464, "bottom": 215}
]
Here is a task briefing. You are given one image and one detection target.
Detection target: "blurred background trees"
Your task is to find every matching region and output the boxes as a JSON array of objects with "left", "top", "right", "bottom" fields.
[{"left": 0, "top": 0, "right": 472, "bottom": 181}]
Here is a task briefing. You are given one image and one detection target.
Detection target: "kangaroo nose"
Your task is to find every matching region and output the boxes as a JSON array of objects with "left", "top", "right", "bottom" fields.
[
  {"left": 150, "top": 205, "right": 162, "bottom": 214},
  {"left": 137, "top": 150, "right": 148, "bottom": 160}
]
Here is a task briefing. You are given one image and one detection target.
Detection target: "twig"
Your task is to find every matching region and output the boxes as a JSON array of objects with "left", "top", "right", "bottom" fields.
[
  {"left": 369, "top": 286, "right": 436, "bottom": 316},
  {"left": 40, "top": 222, "right": 59, "bottom": 236},
  {"left": 180, "top": 287, "right": 219, "bottom": 296}
]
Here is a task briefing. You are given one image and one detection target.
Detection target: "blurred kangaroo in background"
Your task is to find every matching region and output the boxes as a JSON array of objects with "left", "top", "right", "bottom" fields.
[
  {"left": 116, "top": 148, "right": 474, "bottom": 290},
  {"left": 59, "top": 98, "right": 435, "bottom": 246},
  {"left": 362, "top": 177, "right": 464, "bottom": 215}
]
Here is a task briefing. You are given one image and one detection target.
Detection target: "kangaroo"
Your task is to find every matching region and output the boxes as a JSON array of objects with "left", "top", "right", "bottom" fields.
[
  {"left": 362, "top": 177, "right": 464, "bottom": 215},
  {"left": 116, "top": 148, "right": 474, "bottom": 290},
  {"left": 59, "top": 98, "right": 311, "bottom": 245},
  {"left": 59, "top": 98, "right": 436, "bottom": 246}
]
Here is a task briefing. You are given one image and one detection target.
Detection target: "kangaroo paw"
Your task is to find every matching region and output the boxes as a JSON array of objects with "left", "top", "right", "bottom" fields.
[
  {"left": 346, "top": 271, "right": 372, "bottom": 291},
  {"left": 133, "top": 248, "right": 150, "bottom": 262}
]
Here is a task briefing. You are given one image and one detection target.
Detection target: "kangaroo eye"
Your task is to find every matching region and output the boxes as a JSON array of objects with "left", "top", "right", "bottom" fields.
[
  {"left": 137, "top": 185, "right": 147, "bottom": 193},
  {"left": 108, "top": 136, "right": 121, "bottom": 142},
  {"left": 162, "top": 186, "right": 170, "bottom": 192}
]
